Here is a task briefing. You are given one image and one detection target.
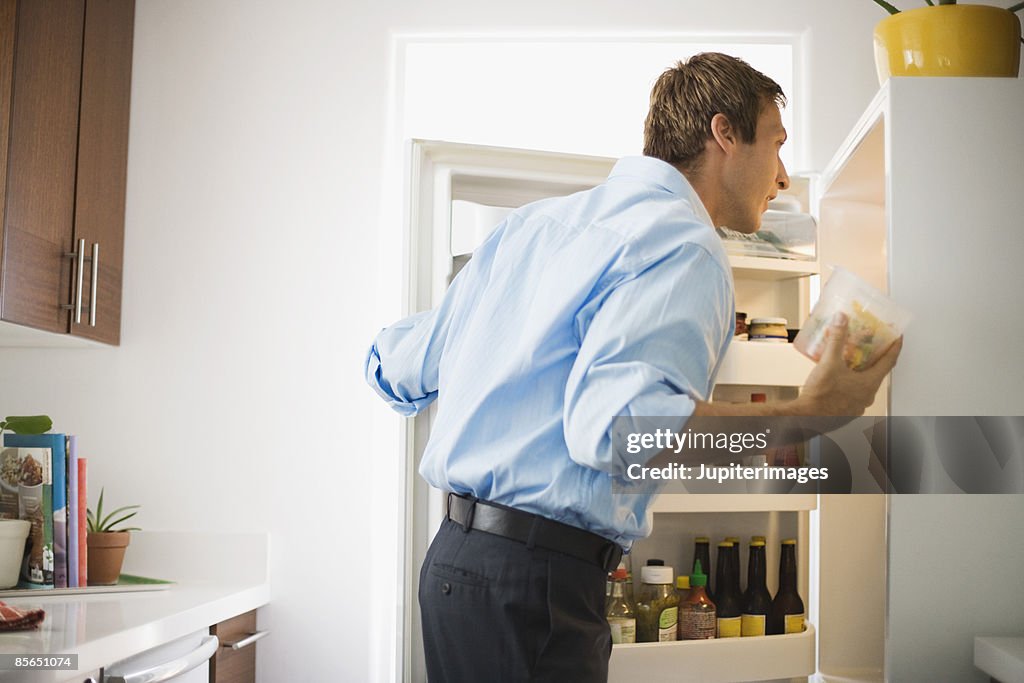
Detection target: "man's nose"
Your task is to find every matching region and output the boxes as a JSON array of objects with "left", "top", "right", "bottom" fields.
[{"left": 776, "top": 159, "right": 790, "bottom": 191}]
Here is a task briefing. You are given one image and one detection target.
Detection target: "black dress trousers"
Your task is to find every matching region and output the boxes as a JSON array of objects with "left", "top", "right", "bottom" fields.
[{"left": 419, "top": 518, "right": 612, "bottom": 682}]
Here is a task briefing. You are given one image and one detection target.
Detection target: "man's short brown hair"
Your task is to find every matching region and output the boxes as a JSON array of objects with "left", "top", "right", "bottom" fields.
[{"left": 643, "top": 52, "right": 786, "bottom": 172}]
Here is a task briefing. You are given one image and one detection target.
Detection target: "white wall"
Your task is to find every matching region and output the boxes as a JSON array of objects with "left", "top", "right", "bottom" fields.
[{"left": 0, "top": 1, "right": 887, "bottom": 680}]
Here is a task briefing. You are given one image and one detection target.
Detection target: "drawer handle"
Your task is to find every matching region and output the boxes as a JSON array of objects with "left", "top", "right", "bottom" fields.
[
  {"left": 220, "top": 630, "right": 268, "bottom": 650},
  {"left": 104, "top": 635, "right": 219, "bottom": 683}
]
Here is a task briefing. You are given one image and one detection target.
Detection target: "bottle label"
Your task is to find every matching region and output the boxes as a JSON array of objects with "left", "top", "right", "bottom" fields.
[
  {"left": 784, "top": 613, "right": 805, "bottom": 634},
  {"left": 680, "top": 608, "right": 716, "bottom": 640},
  {"left": 717, "top": 615, "right": 742, "bottom": 638},
  {"left": 608, "top": 617, "right": 636, "bottom": 644},
  {"left": 741, "top": 614, "right": 766, "bottom": 637},
  {"left": 658, "top": 607, "right": 678, "bottom": 642}
]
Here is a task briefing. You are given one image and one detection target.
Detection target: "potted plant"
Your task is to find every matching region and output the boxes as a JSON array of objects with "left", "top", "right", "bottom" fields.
[
  {"left": 871, "top": 1, "right": 1024, "bottom": 84},
  {"left": 86, "top": 489, "right": 140, "bottom": 586}
]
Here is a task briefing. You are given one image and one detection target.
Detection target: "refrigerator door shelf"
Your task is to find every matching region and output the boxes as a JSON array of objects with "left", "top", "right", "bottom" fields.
[{"left": 609, "top": 623, "right": 816, "bottom": 683}]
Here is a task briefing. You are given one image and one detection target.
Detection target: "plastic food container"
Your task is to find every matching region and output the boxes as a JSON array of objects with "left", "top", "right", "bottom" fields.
[
  {"left": 749, "top": 317, "right": 789, "bottom": 343},
  {"left": 794, "top": 267, "right": 911, "bottom": 370}
]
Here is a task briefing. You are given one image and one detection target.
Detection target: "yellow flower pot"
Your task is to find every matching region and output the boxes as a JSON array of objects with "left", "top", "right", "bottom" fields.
[{"left": 873, "top": 4, "right": 1022, "bottom": 85}]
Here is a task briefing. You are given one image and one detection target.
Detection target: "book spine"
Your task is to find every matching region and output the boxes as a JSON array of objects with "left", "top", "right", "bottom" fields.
[
  {"left": 67, "top": 436, "right": 79, "bottom": 588},
  {"left": 78, "top": 458, "right": 88, "bottom": 587},
  {"left": 51, "top": 438, "right": 67, "bottom": 589}
]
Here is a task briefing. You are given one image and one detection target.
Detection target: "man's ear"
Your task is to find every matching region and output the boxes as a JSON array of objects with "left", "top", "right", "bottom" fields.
[{"left": 709, "top": 113, "right": 738, "bottom": 155}]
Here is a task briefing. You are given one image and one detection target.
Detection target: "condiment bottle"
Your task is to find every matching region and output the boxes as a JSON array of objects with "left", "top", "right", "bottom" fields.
[
  {"left": 636, "top": 563, "right": 679, "bottom": 642},
  {"left": 692, "top": 537, "right": 712, "bottom": 601},
  {"left": 606, "top": 567, "right": 637, "bottom": 644},
  {"left": 714, "top": 542, "right": 742, "bottom": 638},
  {"left": 767, "top": 539, "right": 805, "bottom": 635},
  {"left": 679, "top": 559, "right": 716, "bottom": 640},
  {"left": 741, "top": 540, "right": 771, "bottom": 637}
]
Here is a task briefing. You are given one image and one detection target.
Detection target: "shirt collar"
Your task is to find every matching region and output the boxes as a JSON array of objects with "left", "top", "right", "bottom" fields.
[{"left": 608, "top": 156, "right": 714, "bottom": 228}]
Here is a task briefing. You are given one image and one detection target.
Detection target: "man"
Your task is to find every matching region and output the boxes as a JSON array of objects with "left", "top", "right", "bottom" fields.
[{"left": 365, "top": 52, "right": 900, "bottom": 682}]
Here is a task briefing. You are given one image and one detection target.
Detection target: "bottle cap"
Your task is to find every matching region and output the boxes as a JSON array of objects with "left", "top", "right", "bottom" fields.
[
  {"left": 640, "top": 565, "right": 674, "bottom": 584},
  {"left": 726, "top": 537, "right": 741, "bottom": 544},
  {"left": 676, "top": 575, "right": 690, "bottom": 590},
  {"left": 782, "top": 539, "right": 797, "bottom": 545},
  {"left": 752, "top": 536, "right": 766, "bottom": 543},
  {"left": 717, "top": 541, "right": 733, "bottom": 548},
  {"left": 750, "top": 540, "right": 766, "bottom": 547},
  {"left": 611, "top": 567, "right": 628, "bottom": 580},
  {"left": 646, "top": 558, "right": 665, "bottom": 566},
  {"left": 695, "top": 536, "right": 710, "bottom": 543},
  {"left": 690, "top": 559, "right": 708, "bottom": 587}
]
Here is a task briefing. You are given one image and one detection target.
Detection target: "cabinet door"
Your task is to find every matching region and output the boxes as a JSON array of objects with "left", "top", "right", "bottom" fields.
[
  {"left": 0, "top": 0, "right": 85, "bottom": 334},
  {"left": 210, "top": 610, "right": 260, "bottom": 683},
  {"left": 70, "top": 0, "right": 133, "bottom": 344}
]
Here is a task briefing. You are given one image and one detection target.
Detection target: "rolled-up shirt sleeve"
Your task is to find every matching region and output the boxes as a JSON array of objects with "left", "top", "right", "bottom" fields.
[
  {"left": 365, "top": 309, "right": 445, "bottom": 416},
  {"left": 563, "top": 242, "right": 733, "bottom": 475}
]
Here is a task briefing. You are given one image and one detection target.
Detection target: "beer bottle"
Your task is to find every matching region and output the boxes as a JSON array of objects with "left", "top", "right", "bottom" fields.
[
  {"left": 741, "top": 540, "right": 771, "bottom": 636},
  {"left": 726, "top": 537, "right": 742, "bottom": 598},
  {"left": 693, "top": 537, "right": 712, "bottom": 601},
  {"left": 767, "top": 539, "right": 805, "bottom": 635},
  {"left": 714, "top": 542, "right": 742, "bottom": 638}
]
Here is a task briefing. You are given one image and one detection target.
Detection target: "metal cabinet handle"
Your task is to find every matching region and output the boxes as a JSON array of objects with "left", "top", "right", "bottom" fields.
[
  {"left": 220, "top": 630, "right": 268, "bottom": 650},
  {"left": 103, "top": 635, "right": 219, "bottom": 683},
  {"left": 61, "top": 238, "right": 86, "bottom": 323},
  {"left": 89, "top": 242, "right": 99, "bottom": 326}
]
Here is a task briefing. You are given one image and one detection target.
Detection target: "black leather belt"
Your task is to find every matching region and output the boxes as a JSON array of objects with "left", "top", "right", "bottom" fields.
[{"left": 446, "top": 493, "right": 623, "bottom": 572}]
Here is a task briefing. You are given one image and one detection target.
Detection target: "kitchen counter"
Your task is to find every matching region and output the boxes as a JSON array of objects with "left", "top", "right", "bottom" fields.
[
  {"left": 975, "top": 637, "right": 1024, "bottom": 683},
  {"left": 0, "top": 532, "right": 269, "bottom": 683}
]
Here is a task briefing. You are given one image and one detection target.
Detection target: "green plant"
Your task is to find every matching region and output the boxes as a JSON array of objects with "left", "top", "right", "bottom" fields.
[
  {"left": 0, "top": 415, "right": 52, "bottom": 435},
  {"left": 872, "top": 0, "right": 1024, "bottom": 43},
  {"left": 87, "top": 488, "right": 141, "bottom": 533}
]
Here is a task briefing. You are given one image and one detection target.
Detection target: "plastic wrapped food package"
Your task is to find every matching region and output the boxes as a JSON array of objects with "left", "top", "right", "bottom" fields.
[{"left": 794, "top": 267, "right": 911, "bottom": 370}]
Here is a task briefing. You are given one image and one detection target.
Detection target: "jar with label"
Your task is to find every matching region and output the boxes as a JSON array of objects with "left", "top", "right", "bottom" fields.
[
  {"left": 606, "top": 567, "right": 636, "bottom": 644},
  {"left": 749, "top": 317, "right": 789, "bottom": 343},
  {"left": 636, "top": 563, "right": 679, "bottom": 642}
]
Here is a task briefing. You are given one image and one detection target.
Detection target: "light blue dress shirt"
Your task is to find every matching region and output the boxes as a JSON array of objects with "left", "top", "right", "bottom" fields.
[{"left": 365, "top": 156, "right": 734, "bottom": 548}]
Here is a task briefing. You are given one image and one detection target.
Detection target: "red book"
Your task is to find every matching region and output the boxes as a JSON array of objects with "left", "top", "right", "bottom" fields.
[{"left": 77, "top": 458, "right": 87, "bottom": 587}]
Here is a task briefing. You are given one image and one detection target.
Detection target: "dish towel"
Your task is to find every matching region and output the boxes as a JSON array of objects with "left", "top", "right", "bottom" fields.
[{"left": 0, "top": 600, "right": 45, "bottom": 631}]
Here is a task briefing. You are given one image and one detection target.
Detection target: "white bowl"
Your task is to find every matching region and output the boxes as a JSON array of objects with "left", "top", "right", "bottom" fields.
[{"left": 0, "top": 519, "right": 30, "bottom": 588}]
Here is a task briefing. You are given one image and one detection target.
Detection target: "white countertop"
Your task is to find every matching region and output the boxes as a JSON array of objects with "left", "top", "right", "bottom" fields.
[
  {"left": 0, "top": 531, "right": 269, "bottom": 683},
  {"left": 975, "top": 637, "right": 1024, "bottom": 683}
]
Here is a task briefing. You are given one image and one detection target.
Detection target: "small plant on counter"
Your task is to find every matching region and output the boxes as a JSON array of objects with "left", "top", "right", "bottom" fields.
[
  {"left": 87, "top": 488, "right": 141, "bottom": 533},
  {"left": 86, "top": 488, "right": 141, "bottom": 586},
  {"left": 0, "top": 415, "right": 52, "bottom": 436}
]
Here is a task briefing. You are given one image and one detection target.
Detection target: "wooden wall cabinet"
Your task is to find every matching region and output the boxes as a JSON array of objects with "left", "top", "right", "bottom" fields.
[{"left": 0, "top": 0, "right": 133, "bottom": 346}]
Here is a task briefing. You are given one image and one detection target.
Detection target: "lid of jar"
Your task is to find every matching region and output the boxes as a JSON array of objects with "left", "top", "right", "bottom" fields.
[
  {"left": 646, "top": 558, "right": 665, "bottom": 566},
  {"left": 735, "top": 311, "right": 747, "bottom": 317},
  {"left": 676, "top": 575, "right": 691, "bottom": 590},
  {"left": 750, "top": 317, "right": 788, "bottom": 325},
  {"left": 640, "top": 565, "right": 674, "bottom": 584}
]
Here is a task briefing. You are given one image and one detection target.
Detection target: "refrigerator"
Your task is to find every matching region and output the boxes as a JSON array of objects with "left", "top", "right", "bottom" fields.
[{"left": 395, "top": 77, "right": 1024, "bottom": 683}]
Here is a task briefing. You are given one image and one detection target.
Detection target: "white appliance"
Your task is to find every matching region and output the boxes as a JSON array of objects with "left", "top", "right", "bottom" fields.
[
  {"left": 395, "top": 77, "right": 1024, "bottom": 682},
  {"left": 101, "top": 631, "right": 217, "bottom": 683}
]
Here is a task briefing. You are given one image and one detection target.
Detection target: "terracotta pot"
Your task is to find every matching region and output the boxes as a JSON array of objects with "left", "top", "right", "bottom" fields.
[
  {"left": 874, "top": 5, "right": 1022, "bottom": 85},
  {"left": 87, "top": 531, "right": 131, "bottom": 586}
]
